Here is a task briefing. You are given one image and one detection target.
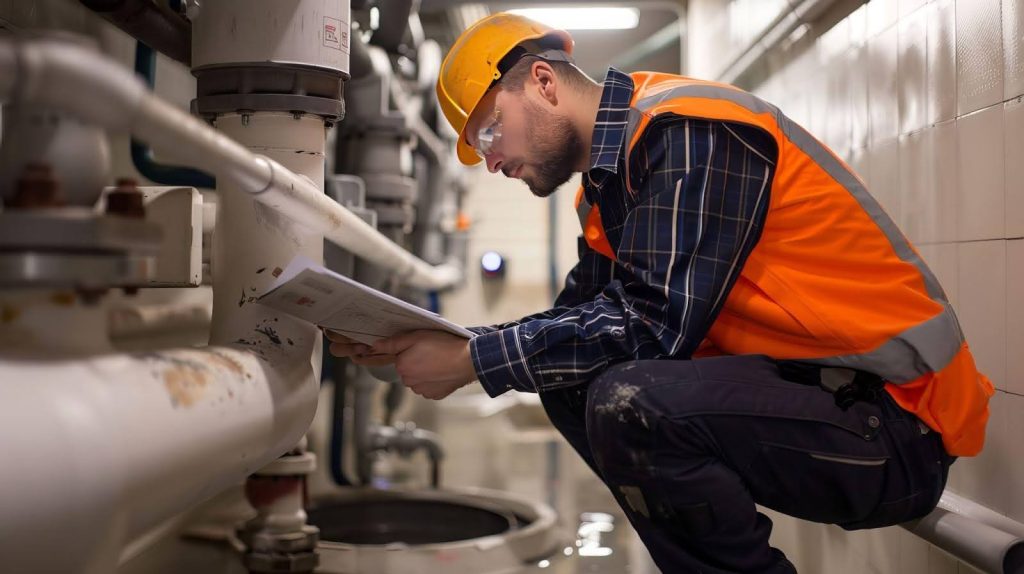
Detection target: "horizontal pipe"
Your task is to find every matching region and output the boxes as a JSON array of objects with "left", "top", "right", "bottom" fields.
[
  {"left": 0, "top": 38, "right": 461, "bottom": 291},
  {"left": 0, "top": 345, "right": 319, "bottom": 573},
  {"left": 903, "top": 491, "right": 1024, "bottom": 573},
  {"left": 937, "top": 491, "right": 1024, "bottom": 540},
  {"left": 716, "top": 0, "right": 839, "bottom": 86}
]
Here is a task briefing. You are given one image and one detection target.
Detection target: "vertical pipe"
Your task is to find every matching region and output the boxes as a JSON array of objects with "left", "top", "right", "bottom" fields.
[
  {"left": 130, "top": 42, "right": 215, "bottom": 188},
  {"left": 208, "top": 111, "right": 325, "bottom": 455},
  {"left": 208, "top": 112, "right": 325, "bottom": 349}
]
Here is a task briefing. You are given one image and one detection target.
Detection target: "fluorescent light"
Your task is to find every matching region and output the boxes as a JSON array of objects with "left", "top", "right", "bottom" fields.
[{"left": 508, "top": 7, "right": 640, "bottom": 30}]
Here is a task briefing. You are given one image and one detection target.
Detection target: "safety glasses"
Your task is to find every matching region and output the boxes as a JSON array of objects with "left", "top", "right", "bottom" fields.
[{"left": 473, "top": 108, "right": 503, "bottom": 158}]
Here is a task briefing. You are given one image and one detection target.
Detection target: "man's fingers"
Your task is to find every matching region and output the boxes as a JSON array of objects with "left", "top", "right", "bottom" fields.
[
  {"left": 402, "top": 380, "right": 451, "bottom": 401},
  {"left": 351, "top": 353, "right": 398, "bottom": 367},
  {"left": 372, "top": 332, "right": 418, "bottom": 355},
  {"left": 328, "top": 341, "right": 371, "bottom": 357}
]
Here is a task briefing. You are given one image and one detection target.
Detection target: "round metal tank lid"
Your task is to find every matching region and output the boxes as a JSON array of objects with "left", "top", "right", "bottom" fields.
[{"left": 311, "top": 487, "right": 563, "bottom": 574}]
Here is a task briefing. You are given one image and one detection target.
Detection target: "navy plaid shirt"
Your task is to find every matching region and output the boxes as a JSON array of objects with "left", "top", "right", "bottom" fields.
[{"left": 469, "top": 68, "right": 778, "bottom": 397}]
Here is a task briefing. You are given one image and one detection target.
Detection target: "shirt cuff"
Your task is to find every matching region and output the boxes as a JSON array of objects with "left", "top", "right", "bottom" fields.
[{"left": 468, "top": 326, "right": 538, "bottom": 397}]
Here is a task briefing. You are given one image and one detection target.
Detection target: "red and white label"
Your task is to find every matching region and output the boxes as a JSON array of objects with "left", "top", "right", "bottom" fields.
[{"left": 323, "top": 16, "right": 348, "bottom": 53}]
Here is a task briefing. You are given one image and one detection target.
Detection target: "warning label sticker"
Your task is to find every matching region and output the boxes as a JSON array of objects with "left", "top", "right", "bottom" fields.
[{"left": 323, "top": 17, "right": 349, "bottom": 53}]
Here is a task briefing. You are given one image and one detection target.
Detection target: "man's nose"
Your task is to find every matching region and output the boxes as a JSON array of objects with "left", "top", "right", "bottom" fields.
[{"left": 485, "top": 152, "right": 503, "bottom": 174}]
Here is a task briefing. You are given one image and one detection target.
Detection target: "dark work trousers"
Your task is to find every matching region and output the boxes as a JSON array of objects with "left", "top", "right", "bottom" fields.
[{"left": 538, "top": 354, "right": 955, "bottom": 573}]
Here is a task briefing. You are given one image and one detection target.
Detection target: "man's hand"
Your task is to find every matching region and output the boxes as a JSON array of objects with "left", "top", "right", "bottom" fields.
[
  {"left": 370, "top": 331, "right": 477, "bottom": 400},
  {"left": 322, "top": 329, "right": 397, "bottom": 366}
]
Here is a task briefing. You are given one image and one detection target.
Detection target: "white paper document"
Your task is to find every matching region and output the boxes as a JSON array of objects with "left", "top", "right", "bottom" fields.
[{"left": 257, "top": 255, "right": 474, "bottom": 344}]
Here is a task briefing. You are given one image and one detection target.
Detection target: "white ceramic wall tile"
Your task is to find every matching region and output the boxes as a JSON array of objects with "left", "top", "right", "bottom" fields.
[
  {"left": 819, "top": 16, "right": 851, "bottom": 65},
  {"left": 1004, "top": 98, "right": 1024, "bottom": 238},
  {"left": 862, "top": 526, "right": 901, "bottom": 573},
  {"left": 826, "top": 62, "right": 853, "bottom": 157},
  {"left": 899, "top": 130, "right": 928, "bottom": 243},
  {"left": 948, "top": 390, "right": 1010, "bottom": 513},
  {"left": 958, "top": 561, "right": 986, "bottom": 574},
  {"left": 900, "top": 0, "right": 928, "bottom": 19},
  {"left": 917, "top": 243, "right": 959, "bottom": 309},
  {"left": 808, "top": 73, "right": 829, "bottom": 141},
  {"left": 1003, "top": 391, "right": 1024, "bottom": 525},
  {"left": 957, "top": 240, "right": 1007, "bottom": 390},
  {"left": 899, "top": 5, "right": 929, "bottom": 135},
  {"left": 899, "top": 528, "right": 930, "bottom": 573},
  {"left": 928, "top": 0, "right": 958, "bottom": 124},
  {"left": 868, "top": 0, "right": 899, "bottom": 37},
  {"left": 849, "top": 4, "right": 870, "bottom": 48},
  {"left": 956, "top": 0, "right": 1004, "bottom": 115},
  {"left": 956, "top": 106, "right": 1006, "bottom": 241},
  {"left": 1005, "top": 0, "right": 1024, "bottom": 99},
  {"left": 849, "top": 45, "right": 872, "bottom": 151},
  {"left": 929, "top": 545, "right": 959, "bottom": 574},
  {"left": 869, "top": 138, "right": 901, "bottom": 223},
  {"left": 928, "top": 120, "right": 960, "bottom": 244},
  {"left": 869, "top": 26, "right": 900, "bottom": 144},
  {"left": 848, "top": 148, "right": 871, "bottom": 189},
  {"left": 1006, "top": 240, "right": 1024, "bottom": 395}
]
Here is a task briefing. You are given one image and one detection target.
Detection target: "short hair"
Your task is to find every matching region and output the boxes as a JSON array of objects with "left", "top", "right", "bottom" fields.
[{"left": 498, "top": 55, "right": 594, "bottom": 93}]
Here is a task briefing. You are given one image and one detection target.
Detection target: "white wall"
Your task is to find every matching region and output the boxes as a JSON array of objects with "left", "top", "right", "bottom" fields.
[
  {"left": 440, "top": 168, "right": 580, "bottom": 330},
  {"left": 692, "top": 0, "right": 1024, "bottom": 572}
]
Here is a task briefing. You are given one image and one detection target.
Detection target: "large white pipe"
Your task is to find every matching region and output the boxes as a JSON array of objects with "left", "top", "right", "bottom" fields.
[
  {"left": 0, "top": 37, "right": 461, "bottom": 290},
  {"left": 903, "top": 491, "right": 1024, "bottom": 574},
  {"left": 0, "top": 346, "right": 318, "bottom": 574}
]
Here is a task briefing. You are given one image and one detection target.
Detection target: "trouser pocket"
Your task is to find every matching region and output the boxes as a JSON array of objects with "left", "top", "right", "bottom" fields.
[{"left": 754, "top": 440, "right": 890, "bottom": 525}]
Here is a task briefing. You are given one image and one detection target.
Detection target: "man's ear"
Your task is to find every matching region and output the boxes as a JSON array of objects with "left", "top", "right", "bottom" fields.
[{"left": 530, "top": 60, "right": 558, "bottom": 105}]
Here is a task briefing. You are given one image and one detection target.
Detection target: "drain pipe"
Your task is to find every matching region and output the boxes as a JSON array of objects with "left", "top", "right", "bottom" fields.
[
  {"left": 903, "top": 491, "right": 1024, "bottom": 574},
  {"left": 715, "top": 0, "right": 840, "bottom": 85},
  {"left": 0, "top": 38, "right": 461, "bottom": 290}
]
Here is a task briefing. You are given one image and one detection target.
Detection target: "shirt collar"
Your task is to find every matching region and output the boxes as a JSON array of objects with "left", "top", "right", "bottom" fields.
[{"left": 588, "top": 67, "right": 634, "bottom": 175}]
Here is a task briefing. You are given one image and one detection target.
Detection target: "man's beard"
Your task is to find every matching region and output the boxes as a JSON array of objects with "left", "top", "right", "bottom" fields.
[{"left": 522, "top": 100, "right": 584, "bottom": 198}]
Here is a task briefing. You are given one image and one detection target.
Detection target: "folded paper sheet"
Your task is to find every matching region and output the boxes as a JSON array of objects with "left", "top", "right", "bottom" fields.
[{"left": 258, "top": 256, "right": 474, "bottom": 344}]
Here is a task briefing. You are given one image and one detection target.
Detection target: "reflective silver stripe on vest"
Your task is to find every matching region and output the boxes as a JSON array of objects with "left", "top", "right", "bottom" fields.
[
  {"left": 628, "top": 84, "right": 963, "bottom": 383},
  {"left": 576, "top": 195, "right": 592, "bottom": 232}
]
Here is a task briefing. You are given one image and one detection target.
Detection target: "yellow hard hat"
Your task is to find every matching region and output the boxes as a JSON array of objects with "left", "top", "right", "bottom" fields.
[{"left": 437, "top": 12, "right": 574, "bottom": 166}]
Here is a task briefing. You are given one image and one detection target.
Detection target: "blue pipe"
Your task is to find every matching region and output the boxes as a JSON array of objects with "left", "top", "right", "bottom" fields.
[{"left": 131, "top": 42, "right": 216, "bottom": 188}]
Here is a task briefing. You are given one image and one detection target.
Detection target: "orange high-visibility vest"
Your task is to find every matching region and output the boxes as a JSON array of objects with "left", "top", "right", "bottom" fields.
[{"left": 575, "top": 72, "right": 994, "bottom": 457}]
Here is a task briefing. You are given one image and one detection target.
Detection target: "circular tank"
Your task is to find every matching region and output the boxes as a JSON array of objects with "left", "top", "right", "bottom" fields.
[{"left": 309, "top": 487, "right": 563, "bottom": 574}]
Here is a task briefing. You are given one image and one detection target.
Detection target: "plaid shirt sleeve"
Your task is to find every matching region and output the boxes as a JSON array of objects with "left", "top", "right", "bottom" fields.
[{"left": 469, "top": 118, "right": 777, "bottom": 397}]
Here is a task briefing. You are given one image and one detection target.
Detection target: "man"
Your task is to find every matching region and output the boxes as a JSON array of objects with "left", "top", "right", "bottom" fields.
[{"left": 326, "top": 12, "right": 994, "bottom": 573}]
